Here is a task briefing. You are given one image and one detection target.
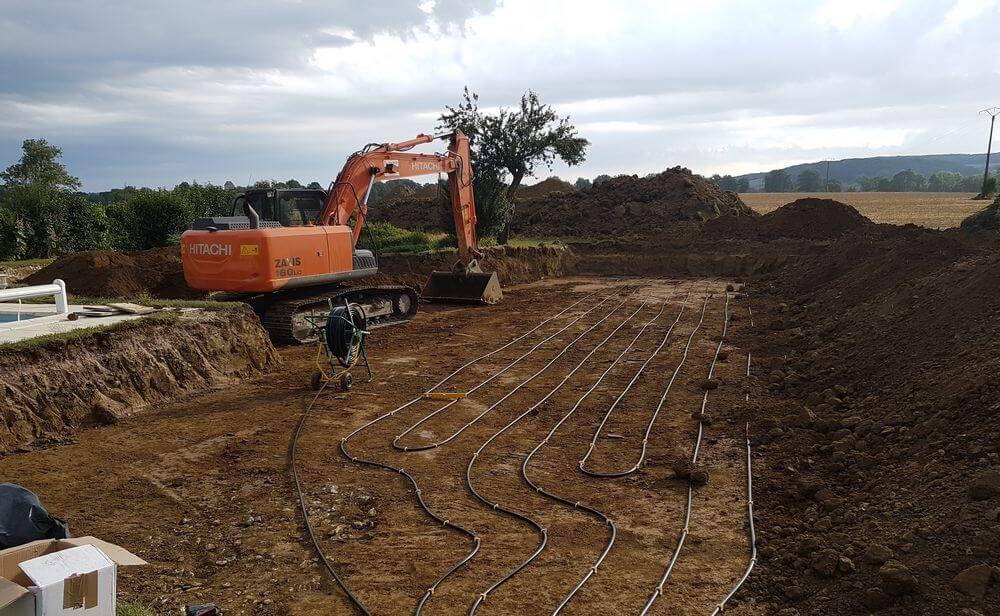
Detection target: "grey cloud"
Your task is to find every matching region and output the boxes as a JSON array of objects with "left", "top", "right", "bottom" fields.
[
  {"left": 1, "top": 0, "right": 998, "bottom": 190},
  {"left": 0, "top": 1, "right": 497, "bottom": 96}
]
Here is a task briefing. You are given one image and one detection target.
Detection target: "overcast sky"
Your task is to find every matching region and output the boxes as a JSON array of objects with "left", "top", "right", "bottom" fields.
[{"left": 1, "top": 0, "right": 998, "bottom": 190}]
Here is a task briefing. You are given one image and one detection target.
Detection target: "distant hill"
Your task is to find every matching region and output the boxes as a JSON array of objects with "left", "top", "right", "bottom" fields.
[{"left": 739, "top": 154, "right": 998, "bottom": 188}]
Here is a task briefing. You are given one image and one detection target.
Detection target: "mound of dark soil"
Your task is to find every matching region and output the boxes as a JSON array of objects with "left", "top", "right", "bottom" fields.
[
  {"left": 516, "top": 177, "right": 575, "bottom": 199},
  {"left": 24, "top": 247, "right": 201, "bottom": 299},
  {"left": 706, "top": 197, "right": 872, "bottom": 241},
  {"left": 742, "top": 224, "right": 1000, "bottom": 614},
  {"left": 366, "top": 195, "right": 450, "bottom": 232},
  {"left": 960, "top": 195, "right": 1000, "bottom": 231},
  {"left": 511, "top": 167, "right": 754, "bottom": 238}
]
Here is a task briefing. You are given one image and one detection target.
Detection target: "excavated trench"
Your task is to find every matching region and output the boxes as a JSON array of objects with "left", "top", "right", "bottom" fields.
[{"left": 0, "top": 306, "right": 279, "bottom": 454}]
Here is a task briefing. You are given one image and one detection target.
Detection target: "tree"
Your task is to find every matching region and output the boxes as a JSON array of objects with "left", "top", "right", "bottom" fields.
[
  {"left": 285, "top": 179, "right": 302, "bottom": 188},
  {"left": 224, "top": 180, "right": 236, "bottom": 190},
  {"left": 887, "top": 170, "right": 926, "bottom": 192},
  {"left": 593, "top": 174, "right": 612, "bottom": 186},
  {"left": 0, "top": 204, "right": 20, "bottom": 260},
  {"left": 307, "top": 181, "right": 323, "bottom": 190},
  {"left": 58, "top": 195, "right": 108, "bottom": 252},
  {"left": 1, "top": 139, "right": 80, "bottom": 191},
  {"left": 959, "top": 174, "right": 986, "bottom": 192},
  {"left": 825, "top": 179, "right": 843, "bottom": 192},
  {"left": 764, "top": 169, "right": 793, "bottom": 192},
  {"left": 796, "top": 169, "right": 823, "bottom": 192},
  {"left": 574, "top": 177, "right": 592, "bottom": 190},
  {"left": 438, "top": 87, "right": 589, "bottom": 242},
  {"left": 928, "top": 171, "right": 961, "bottom": 192},
  {"left": 710, "top": 174, "right": 749, "bottom": 192},
  {"left": 983, "top": 176, "right": 998, "bottom": 197},
  {"left": 1, "top": 139, "right": 97, "bottom": 258},
  {"left": 107, "top": 190, "right": 191, "bottom": 250}
]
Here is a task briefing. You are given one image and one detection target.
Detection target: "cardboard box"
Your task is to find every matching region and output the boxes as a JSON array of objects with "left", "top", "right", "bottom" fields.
[{"left": 0, "top": 537, "right": 146, "bottom": 616}]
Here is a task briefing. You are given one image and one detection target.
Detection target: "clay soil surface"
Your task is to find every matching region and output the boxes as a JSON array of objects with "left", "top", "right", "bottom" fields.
[
  {"left": 0, "top": 277, "right": 765, "bottom": 616},
  {"left": 741, "top": 192, "right": 980, "bottom": 229}
]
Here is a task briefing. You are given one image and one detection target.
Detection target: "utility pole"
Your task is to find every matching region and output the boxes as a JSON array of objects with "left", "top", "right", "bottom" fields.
[
  {"left": 825, "top": 160, "right": 830, "bottom": 190},
  {"left": 981, "top": 107, "right": 1000, "bottom": 197}
]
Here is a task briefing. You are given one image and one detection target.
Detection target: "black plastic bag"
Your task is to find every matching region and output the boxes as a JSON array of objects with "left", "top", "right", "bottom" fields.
[{"left": 0, "top": 483, "right": 70, "bottom": 549}]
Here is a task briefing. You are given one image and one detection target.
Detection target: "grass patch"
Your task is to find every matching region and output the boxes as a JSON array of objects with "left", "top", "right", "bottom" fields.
[
  {"left": 361, "top": 221, "right": 455, "bottom": 254},
  {"left": 117, "top": 601, "right": 158, "bottom": 616},
  {"left": 0, "top": 311, "right": 180, "bottom": 353},
  {"left": 479, "top": 237, "right": 565, "bottom": 248},
  {"left": 70, "top": 295, "right": 239, "bottom": 310},
  {"left": 0, "top": 257, "right": 55, "bottom": 270}
]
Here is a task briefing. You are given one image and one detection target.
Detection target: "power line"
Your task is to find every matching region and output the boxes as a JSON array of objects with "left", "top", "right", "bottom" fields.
[{"left": 980, "top": 107, "right": 999, "bottom": 197}]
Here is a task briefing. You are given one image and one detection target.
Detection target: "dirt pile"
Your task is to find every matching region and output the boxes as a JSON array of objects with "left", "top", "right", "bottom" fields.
[
  {"left": 366, "top": 194, "right": 450, "bottom": 231},
  {"left": 516, "top": 177, "right": 575, "bottom": 199},
  {"left": 960, "top": 194, "right": 1000, "bottom": 231},
  {"left": 0, "top": 306, "right": 278, "bottom": 453},
  {"left": 742, "top": 224, "right": 1000, "bottom": 614},
  {"left": 510, "top": 167, "right": 753, "bottom": 239},
  {"left": 706, "top": 197, "right": 872, "bottom": 241},
  {"left": 24, "top": 247, "right": 201, "bottom": 299}
]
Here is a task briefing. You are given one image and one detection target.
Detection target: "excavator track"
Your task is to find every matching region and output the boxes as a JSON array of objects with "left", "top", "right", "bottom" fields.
[{"left": 253, "top": 285, "right": 419, "bottom": 345}]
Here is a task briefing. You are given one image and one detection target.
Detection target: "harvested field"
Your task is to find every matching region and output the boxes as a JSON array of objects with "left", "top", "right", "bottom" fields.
[{"left": 741, "top": 192, "right": 980, "bottom": 229}]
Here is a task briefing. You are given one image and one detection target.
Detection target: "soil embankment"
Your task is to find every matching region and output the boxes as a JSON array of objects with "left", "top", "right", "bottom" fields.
[
  {"left": 515, "top": 177, "right": 576, "bottom": 199},
  {"left": 0, "top": 306, "right": 278, "bottom": 454},
  {"left": 705, "top": 197, "right": 872, "bottom": 241},
  {"left": 23, "top": 245, "right": 577, "bottom": 299},
  {"left": 373, "top": 244, "right": 577, "bottom": 289},
  {"left": 737, "top": 218, "right": 1000, "bottom": 614},
  {"left": 511, "top": 167, "right": 754, "bottom": 239}
]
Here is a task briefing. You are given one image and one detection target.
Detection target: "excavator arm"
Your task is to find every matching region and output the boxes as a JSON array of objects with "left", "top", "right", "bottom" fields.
[{"left": 321, "top": 130, "right": 480, "bottom": 266}]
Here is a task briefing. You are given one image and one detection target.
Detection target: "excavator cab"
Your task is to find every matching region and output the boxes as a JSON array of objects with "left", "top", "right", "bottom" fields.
[{"left": 232, "top": 189, "right": 325, "bottom": 227}]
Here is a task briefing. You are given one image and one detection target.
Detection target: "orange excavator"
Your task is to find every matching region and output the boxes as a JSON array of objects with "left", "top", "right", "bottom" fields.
[{"left": 180, "top": 130, "right": 501, "bottom": 343}]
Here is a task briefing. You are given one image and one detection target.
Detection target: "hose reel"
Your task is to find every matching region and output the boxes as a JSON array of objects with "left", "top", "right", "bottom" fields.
[
  {"left": 326, "top": 303, "right": 367, "bottom": 367},
  {"left": 309, "top": 301, "right": 372, "bottom": 391}
]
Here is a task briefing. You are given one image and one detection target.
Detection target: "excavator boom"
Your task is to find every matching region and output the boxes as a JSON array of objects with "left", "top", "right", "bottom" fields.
[{"left": 322, "top": 130, "right": 499, "bottom": 303}]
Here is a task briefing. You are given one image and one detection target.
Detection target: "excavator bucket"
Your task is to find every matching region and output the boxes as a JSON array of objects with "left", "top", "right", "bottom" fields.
[{"left": 421, "top": 269, "right": 502, "bottom": 304}]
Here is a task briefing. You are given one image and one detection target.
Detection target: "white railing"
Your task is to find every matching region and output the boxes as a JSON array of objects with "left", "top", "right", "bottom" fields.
[{"left": 0, "top": 279, "right": 69, "bottom": 314}]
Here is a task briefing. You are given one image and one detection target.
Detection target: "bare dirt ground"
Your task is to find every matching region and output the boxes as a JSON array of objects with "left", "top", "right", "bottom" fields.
[
  {"left": 741, "top": 192, "right": 980, "bottom": 228},
  {"left": 0, "top": 276, "right": 767, "bottom": 616}
]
